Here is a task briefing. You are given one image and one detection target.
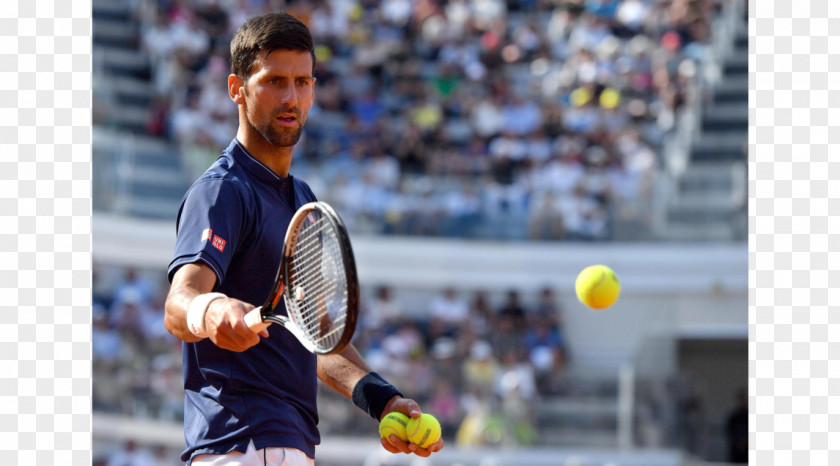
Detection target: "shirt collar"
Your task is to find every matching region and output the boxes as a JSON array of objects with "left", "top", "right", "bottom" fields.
[{"left": 226, "top": 138, "right": 291, "bottom": 186}]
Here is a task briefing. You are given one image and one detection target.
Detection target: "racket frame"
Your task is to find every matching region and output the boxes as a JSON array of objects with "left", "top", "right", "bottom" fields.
[{"left": 252, "top": 202, "right": 359, "bottom": 354}]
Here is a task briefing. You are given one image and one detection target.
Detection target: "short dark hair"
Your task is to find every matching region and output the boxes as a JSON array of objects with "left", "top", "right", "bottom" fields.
[{"left": 230, "top": 12, "right": 316, "bottom": 80}]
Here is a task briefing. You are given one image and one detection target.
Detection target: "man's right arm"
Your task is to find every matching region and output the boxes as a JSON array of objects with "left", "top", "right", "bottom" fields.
[{"left": 165, "top": 262, "right": 267, "bottom": 351}]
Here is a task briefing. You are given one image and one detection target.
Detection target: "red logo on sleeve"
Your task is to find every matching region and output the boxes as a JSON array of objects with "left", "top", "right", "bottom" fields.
[
  {"left": 201, "top": 228, "right": 213, "bottom": 242},
  {"left": 212, "top": 235, "right": 227, "bottom": 252}
]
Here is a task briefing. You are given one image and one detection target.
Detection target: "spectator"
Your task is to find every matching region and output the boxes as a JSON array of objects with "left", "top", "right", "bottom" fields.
[
  {"left": 533, "top": 287, "right": 564, "bottom": 327},
  {"left": 110, "top": 289, "right": 151, "bottom": 338},
  {"left": 112, "top": 267, "right": 155, "bottom": 308},
  {"left": 490, "top": 311, "right": 523, "bottom": 360},
  {"left": 142, "top": 285, "right": 175, "bottom": 345},
  {"left": 427, "top": 378, "right": 462, "bottom": 439},
  {"left": 149, "top": 354, "right": 184, "bottom": 421},
  {"left": 528, "top": 191, "right": 567, "bottom": 240},
  {"left": 498, "top": 290, "right": 527, "bottom": 331},
  {"left": 495, "top": 350, "right": 537, "bottom": 402},
  {"left": 107, "top": 440, "right": 155, "bottom": 466},
  {"left": 523, "top": 319, "right": 567, "bottom": 393},
  {"left": 92, "top": 305, "right": 123, "bottom": 364},
  {"left": 428, "top": 287, "right": 470, "bottom": 336},
  {"left": 429, "top": 337, "right": 463, "bottom": 387},
  {"left": 364, "top": 285, "right": 402, "bottom": 332},
  {"left": 379, "top": 320, "right": 426, "bottom": 384},
  {"left": 467, "top": 290, "right": 494, "bottom": 339},
  {"left": 462, "top": 340, "right": 499, "bottom": 399},
  {"left": 404, "top": 352, "right": 435, "bottom": 402},
  {"left": 92, "top": 262, "right": 114, "bottom": 310},
  {"left": 495, "top": 349, "right": 539, "bottom": 446},
  {"left": 726, "top": 388, "right": 749, "bottom": 463}
]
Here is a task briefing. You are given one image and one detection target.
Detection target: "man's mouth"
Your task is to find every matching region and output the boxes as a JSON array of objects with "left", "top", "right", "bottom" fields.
[{"left": 276, "top": 115, "right": 298, "bottom": 127}]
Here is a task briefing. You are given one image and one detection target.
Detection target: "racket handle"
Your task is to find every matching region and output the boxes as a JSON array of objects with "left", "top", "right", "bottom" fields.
[{"left": 245, "top": 307, "right": 271, "bottom": 333}]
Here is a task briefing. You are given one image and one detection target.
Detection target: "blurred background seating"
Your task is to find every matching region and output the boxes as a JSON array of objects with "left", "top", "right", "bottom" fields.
[
  {"left": 92, "top": 0, "right": 747, "bottom": 242},
  {"left": 91, "top": 0, "right": 748, "bottom": 464}
]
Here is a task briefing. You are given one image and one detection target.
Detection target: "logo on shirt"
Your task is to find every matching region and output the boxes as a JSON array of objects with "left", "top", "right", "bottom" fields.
[
  {"left": 212, "top": 235, "right": 227, "bottom": 252},
  {"left": 202, "top": 228, "right": 226, "bottom": 252}
]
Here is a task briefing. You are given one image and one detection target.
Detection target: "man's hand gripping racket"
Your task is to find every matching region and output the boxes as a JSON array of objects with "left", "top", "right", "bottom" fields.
[{"left": 244, "top": 202, "right": 359, "bottom": 354}]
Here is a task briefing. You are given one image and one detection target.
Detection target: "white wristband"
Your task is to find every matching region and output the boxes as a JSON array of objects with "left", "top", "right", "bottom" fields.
[{"left": 187, "top": 292, "right": 227, "bottom": 338}]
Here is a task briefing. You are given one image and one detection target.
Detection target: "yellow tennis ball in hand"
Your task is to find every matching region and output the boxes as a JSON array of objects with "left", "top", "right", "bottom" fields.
[
  {"left": 575, "top": 265, "right": 621, "bottom": 309},
  {"left": 405, "top": 413, "right": 441, "bottom": 449},
  {"left": 379, "top": 412, "right": 410, "bottom": 445}
]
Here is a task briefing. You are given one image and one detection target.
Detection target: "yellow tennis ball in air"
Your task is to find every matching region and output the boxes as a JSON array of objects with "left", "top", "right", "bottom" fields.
[
  {"left": 379, "top": 412, "right": 410, "bottom": 445},
  {"left": 405, "top": 413, "right": 441, "bottom": 449},
  {"left": 575, "top": 265, "right": 621, "bottom": 309}
]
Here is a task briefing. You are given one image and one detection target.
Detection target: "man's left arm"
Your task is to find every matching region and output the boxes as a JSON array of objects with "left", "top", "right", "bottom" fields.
[{"left": 317, "top": 344, "right": 445, "bottom": 457}]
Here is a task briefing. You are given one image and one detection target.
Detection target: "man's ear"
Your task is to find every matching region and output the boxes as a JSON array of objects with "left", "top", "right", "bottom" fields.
[{"left": 229, "top": 74, "right": 246, "bottom": 104}]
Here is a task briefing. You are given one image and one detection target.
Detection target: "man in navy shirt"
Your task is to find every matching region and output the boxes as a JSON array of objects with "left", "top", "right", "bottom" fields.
[{"left": 165, "top": 12, "right": 444, "bottom": 465}]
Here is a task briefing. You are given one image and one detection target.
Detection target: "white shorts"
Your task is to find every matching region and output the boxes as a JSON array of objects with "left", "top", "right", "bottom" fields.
[{"left": 191, "top": 439, "right": 314, "bottom": 466}]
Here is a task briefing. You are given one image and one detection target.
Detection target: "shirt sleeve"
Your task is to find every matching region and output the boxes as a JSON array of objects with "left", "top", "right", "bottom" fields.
[{"left": 168, "top": 178, "right": 249, "bottom": 286}]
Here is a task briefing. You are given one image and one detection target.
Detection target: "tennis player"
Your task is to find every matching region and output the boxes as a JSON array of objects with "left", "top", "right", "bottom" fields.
[{"left": 164, "top": 12, "right": 444, "bottom": 465}]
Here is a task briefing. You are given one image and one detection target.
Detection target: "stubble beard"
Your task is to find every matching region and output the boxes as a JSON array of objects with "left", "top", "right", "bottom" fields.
[{"left": 247, "top": 111, "right": 304, "bottom": 148}]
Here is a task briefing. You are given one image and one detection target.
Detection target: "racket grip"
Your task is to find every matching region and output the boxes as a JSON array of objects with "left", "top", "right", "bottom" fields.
[{"left": 245, "top": 307, "right": 271, "bottom": 333}]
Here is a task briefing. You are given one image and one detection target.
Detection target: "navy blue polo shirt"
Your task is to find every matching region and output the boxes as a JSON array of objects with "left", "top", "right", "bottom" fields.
[{"left": 168, "top": 139, "right": 319, "bottom": 464}]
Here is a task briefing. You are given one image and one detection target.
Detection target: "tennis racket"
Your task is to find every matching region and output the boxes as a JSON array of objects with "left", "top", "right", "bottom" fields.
[{"left": 244, "top": 201, "right": 359, "bottom": 354}]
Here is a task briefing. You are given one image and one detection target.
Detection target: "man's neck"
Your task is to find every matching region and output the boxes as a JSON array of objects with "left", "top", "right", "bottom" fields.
[{"left": 236, "top": 126, "right": 294, "bottom": 178}]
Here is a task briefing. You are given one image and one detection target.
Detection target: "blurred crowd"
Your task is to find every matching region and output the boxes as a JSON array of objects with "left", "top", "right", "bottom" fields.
[
  {"left": 93, "top": 262, "right": 745, "bottom": 462},
  {"left": 92, "top": 266, "right": 183, "bottom": 466},
  {"left": 91, "top": 268, "right": 183, "bottom": 422},
  {"left": 129, "top": 0, "right": 719, "bottom": 241},
  {"left": 92, "top": 264, "right": 570, "bottom": 456},
  {"left": 336, "top": 284, "right": 570, "bottom": 446}
]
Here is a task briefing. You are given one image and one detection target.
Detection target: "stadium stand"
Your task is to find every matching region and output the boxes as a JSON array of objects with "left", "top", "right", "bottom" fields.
[
  {"left": 92, "top": 1, "right": 748, "bottom": 464},
  {"left": 93, "top": 0, "right": 747, "bottom": 242},
  {"left": 91, "top": 232, "right": 748, "bottom": 463},
  {"left": 90, "top": 262, "right": 628, "bottom": 464},
  {"left": 656, "top": 0, "right": 748, "bottom": 240}
]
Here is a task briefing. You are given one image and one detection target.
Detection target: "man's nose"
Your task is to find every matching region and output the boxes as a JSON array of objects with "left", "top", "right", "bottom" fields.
[{"left": 276, "top": 81, "right": 298, "bottom": 106}]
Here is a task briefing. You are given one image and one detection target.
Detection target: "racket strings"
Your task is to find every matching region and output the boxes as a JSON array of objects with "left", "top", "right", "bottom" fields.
[
  {"left": 296, "top": 242, "right": 347, "bottom": 334},
  {"left": 290, "top": 242, "right": 338, "bottom": 282},
  {"left": 315, "top": 242, "right": 350, "bottom": 349},
  {"left": 288, "top": 212, "right": 349, "bottom": 351},
  {"left": 292, "top": 280, "right": 345, "bottom": 328}
]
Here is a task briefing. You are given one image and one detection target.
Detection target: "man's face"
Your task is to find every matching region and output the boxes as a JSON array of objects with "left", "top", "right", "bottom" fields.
[{"left": 241, "top": 49, "right": 315, "bottom": 147}]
